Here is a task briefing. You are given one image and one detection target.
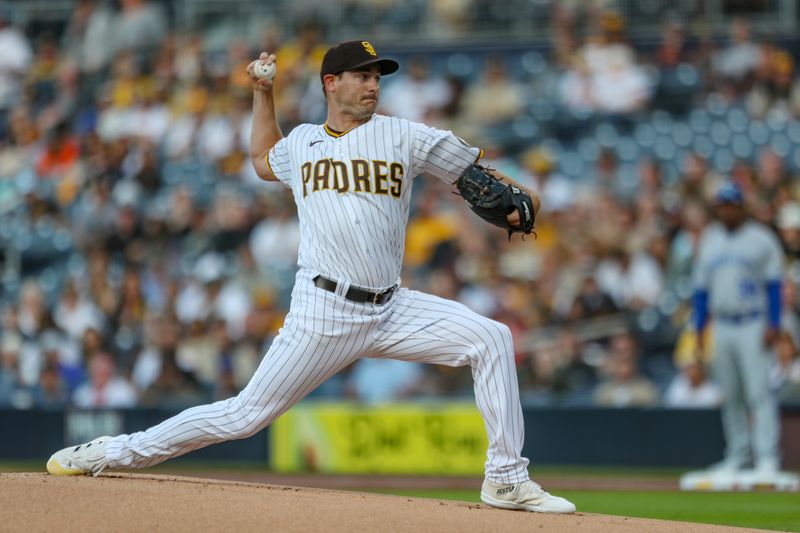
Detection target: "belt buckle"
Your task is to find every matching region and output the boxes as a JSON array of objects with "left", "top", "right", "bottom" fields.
[
  {"left": 373, "top": 288, "right": 389, "bottom": 305},
  {"left": 373, "top": 285, "right": 396, "bottom": 305}
]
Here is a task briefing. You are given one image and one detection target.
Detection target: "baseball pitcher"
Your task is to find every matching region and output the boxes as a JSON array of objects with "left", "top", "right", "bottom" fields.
[{"left": 46, "top": 41, "right": 574, "bottom": 513}]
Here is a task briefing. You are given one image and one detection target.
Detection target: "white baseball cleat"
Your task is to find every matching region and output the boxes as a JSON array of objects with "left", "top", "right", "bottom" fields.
[
  {"left": 46, "top": 436, "right": 112, "bottom": 476},
  {"left": 480, "top": 479, "right": 576, "bottom": 513}
]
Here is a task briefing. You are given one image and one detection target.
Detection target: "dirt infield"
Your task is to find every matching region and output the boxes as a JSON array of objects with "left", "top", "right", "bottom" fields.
[
  {"left": 162, "top": 471, "right": 679, "bottom": 492},
  {"left": 0, "top": 473, "right": 764, "bottom": 532}
]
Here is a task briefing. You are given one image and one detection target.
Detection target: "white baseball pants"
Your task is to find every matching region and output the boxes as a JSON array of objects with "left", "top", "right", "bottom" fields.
[{"left": 106, "top": 269, "right": 531, "bottom": 484}]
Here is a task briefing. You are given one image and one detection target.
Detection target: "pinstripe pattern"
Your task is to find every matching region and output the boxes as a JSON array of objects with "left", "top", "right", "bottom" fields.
[
  {"left": 371, "top": 289, "right": 529, "bottom": 483},
  {"left": 266, "top": 114, "right": 480, "bottom": 290},
  {"left": 106, "top": 272, "right": 530, "bottom": 483},
  {"left": 104, "top": 114, "right": 530, "bottom": 484}
]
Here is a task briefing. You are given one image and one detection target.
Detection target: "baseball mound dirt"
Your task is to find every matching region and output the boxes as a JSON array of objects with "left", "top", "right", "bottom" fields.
[{"left": 1, "top": 473, "right": 761, "bottom": 532}]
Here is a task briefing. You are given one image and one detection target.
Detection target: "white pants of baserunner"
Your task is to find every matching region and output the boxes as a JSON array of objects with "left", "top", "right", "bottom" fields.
[
  {"left": 105, "top": 269, "right": 531, "bottom": 484},
  {"left": 712, "top": 318, "right": 780, "bottom": 468}
]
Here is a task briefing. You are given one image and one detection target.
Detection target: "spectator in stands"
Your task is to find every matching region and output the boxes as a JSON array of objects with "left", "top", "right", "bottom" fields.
[
  {"left": 380, "top": 56, "right": 451, "bottom": 123},
  {"left": 53, "top": 280, "right": 104, "bottom": 341},
  {"left": 16, "top": 280, "right": 47, "bottom": 339},
  {"left": 568, "top": 274, "right": 618, "bottom": 320},
  {"left": 521, "top": 147, "right": 575, "bottom": 214},
  {"left": 175, "top": 319, "right": 221, "bottom": 387},
  {"left": 139, "top": 350, "right": 207, "bottom": 409},
  {"left": 273, "top": 20, "right": 328, "bottom": 125},
  {"left": 575, "top": 12, "right": 651, "bottom": 117},
  {"left": 26, "top": 33, "right": 60, "bottom": 114},
  {"left": 73, "top": 352, "right": 137, "bottom": 408},
  {"left": 0, "top": 3, "right": 32, "bottom": 141},
  {"left": 429, "top": 0, "right": 471, "bottom": 37},
  {"left": 746, "top": 38, "right": 795, "bottom": 119},
  {"left": 755, "top": 148, "right": 789, "bottom": 206},
  {"left": 712, "top": 17, "right": 761, "bottom": 94},
  {"left": 595, "top": 243, "right": 664, "bottom": 310},
  {"left": 521, "top": 343, "right": 561, "bottom": 400},
  {"left": 559, "top": 55, "right": 593, "bottom": 115},
  {"left": 0, "top": 109, "right": 35, "bottom": 209},
  {"left": 32, "top": 363, "right": 69, "bottom": 409},
  {"left": 112, "top": 0, "right": 168, "bottom": 58},
  {"left": 654, "top": 20, "right": 692, "bottom": 69},
  {"left": 41, "top": 330, "right": 84, "bottom": 395},
  {"left": 593, "top": 332, "right": 659, "bottom": 407},
  {"left": 460, "top": 56, "right": 526, "bottom": 133},
  {"left": 589, "top": 50, "right": 650, "bottom": 116},
  {"left": 770, "top": 331, "right": 800, "bottom": 401},
  {"left": 584, "top": 148, "right": 625, "bottom": 201},
  {"left": 129, "top": 91, "right": 171, "bottom": 147},
  {"left": 249, "top": 190, "right": 301, "bottom": 277},
  {"left": 667, "top": 200, "right": 708, "bottom": 293},
  {"left": 80, "top": 326, "right": 106, "bottom": 363},
  {"left": 63, "top": 0, "right": 115, "bottom": 77},
  {"left": 664, "top": 360, "right": 721, "bottom": 408},
  {"left": 652, "top": 20, "right": 699, "bottom": 114},
  {"left": 404, "top": 188, "right": 460, "bottom": 272},
  {"left": 676, "top": 152, "right": 721, "bottom": 205},
  {"left": 777, "top": 202, "right": 800, "bottom": 269},
  {"left": 550, "top": 328, "right": 596, "bottom": 397},
  {"left": 0, "top": 333, "right": 24, "bottom": 407},
  {"left": 346, "top": 359, "right": 426, "bottom": 404}
]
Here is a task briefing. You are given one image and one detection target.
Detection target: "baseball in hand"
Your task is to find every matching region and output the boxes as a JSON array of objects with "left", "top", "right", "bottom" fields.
[{"left": 254, "top": 61, "right": 276, "bottom": 80}]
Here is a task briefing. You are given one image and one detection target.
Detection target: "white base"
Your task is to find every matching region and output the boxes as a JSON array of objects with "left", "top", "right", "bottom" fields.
[{"left": 680, "top": 469, "right": 799, "bottom": 492}]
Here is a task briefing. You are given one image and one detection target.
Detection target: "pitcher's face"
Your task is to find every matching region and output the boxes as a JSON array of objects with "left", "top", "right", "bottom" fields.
[{"left": 326, "top": 65, "right": 381, "bottom": 121}]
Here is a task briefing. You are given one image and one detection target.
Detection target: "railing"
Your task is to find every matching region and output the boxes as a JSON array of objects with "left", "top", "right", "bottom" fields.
[
  {"left": 9, "top": 0, "right": 798, "bottom": 47},
  {"left": 3, "top": 405, "right": 799, "bottom": 468}
]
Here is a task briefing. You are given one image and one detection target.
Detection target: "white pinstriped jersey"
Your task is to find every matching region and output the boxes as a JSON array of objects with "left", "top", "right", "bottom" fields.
[{"left": 266, "top": 114, "right": 481, "bottom": 289}]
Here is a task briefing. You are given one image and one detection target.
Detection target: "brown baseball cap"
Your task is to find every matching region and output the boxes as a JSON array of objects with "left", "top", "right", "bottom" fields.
[{"left": 320, "top": 40, "right": 399, "bottom": 82}]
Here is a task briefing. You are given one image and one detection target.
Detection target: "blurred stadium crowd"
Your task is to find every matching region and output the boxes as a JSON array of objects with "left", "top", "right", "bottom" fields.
[{"left": 1, "top": 0, "right": 800, "bottom": 410}]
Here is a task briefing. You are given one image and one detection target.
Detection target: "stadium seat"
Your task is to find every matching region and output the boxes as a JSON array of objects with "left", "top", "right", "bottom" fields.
[
  {"left": 726, "top": 107, "right": 749, "bottom": 133},
  {"left": 445, "top": 53, "right": 476, "bottom": 78},
  {"left": 654, "top": 137, "right": 677, "bottom": 162},
  {"left": 633, "top": 123, "right": 656, "bottom": 148},
  {"left": 594, "top": 122, "right": 619, "bottom": 148},
  {"left": 518, "top": 50, "right": 547, "bottom": 78},
  {"left": 731, "top": 134, "right": 754, "bottom": 160},
  {"left": 558, "top": 150, "right": 585, "bottom": 180},
  {"left": 671, "top": 121, "right": 693, "bottom": 148},
  {"left": 710, "top": 121, "right": 732, "bottom": 146},
  {"left": 688, "top": 109, "right": 712, "bottom": 133},
  {"left": 748, "top": 120, "right": 770, "bottom": 145},
  {"left": 770, "top": 133, "right": 791, "bottom": 157},
  {"left": 712, "top": 148, "right": 735, "bottom": 173},
  {"left": 577, "top": 137, "right": 600, "bottom": 162},
  {"left": 616, "top": 138, "right": 640, "bottom": 163}
]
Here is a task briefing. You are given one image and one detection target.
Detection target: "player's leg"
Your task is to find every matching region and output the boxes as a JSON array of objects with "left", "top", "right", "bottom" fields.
[
  {"left": 106, "top": 328, "right": 353, "bottom": 469},
  {"left": 370, "top": 289, "right": 574, "bottom": 513},
  {"left": 736, "top": 320, "right": 780, "bottom": 470},
  {"left": 48, "top": 274, "right": 375, "bottom": 473},
  {"left": 372, "top": 288, "right": 527, "bottom": 483},
  {"left": 710, "top": 321, "right": 751, "bottom": 469}
]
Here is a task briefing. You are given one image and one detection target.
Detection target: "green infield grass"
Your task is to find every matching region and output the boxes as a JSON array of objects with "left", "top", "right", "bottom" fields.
[{"left": 377, "top": 489, "right": 800, "bottom": 532}]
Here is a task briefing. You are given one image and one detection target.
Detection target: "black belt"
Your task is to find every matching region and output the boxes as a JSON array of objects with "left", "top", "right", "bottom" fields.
[{"left": 313, "top": 275, "right": 398, "bottom": 305}]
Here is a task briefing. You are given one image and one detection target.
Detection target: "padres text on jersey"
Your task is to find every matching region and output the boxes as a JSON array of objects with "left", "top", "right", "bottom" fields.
[{"left": 267, "top": 114, "right": 481, "bottom": 290}]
